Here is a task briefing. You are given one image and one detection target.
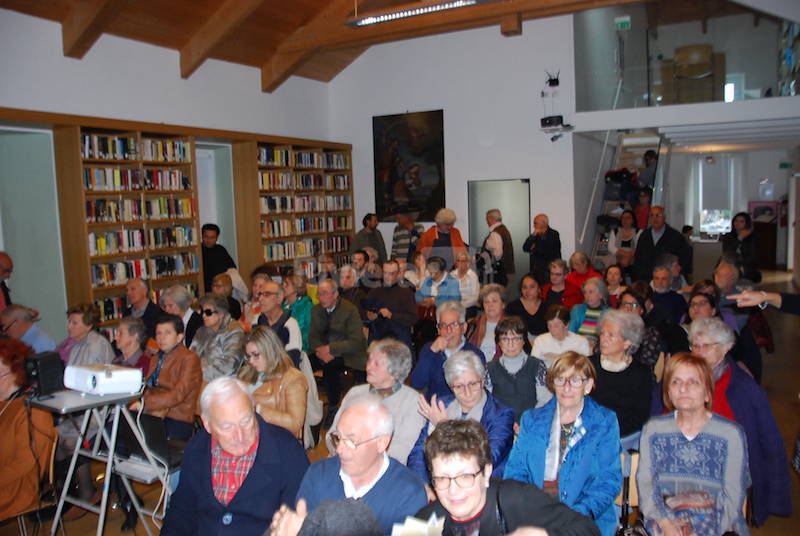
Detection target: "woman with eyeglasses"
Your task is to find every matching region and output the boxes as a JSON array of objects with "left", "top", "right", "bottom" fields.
[
  {"left": 239, "top": 326, "right": 308, "bottom": 440},
  {"left": 650, "top": 317, "right": 791, "bottom": 527},
  {"left": 504, "top": 352, "right": 621, "bottom": 536},
  {"left": 190, "top": 293, "right": 245, "bottom": 381},
  {"left": 617, "top": 289, "right": 663, "bottom": 373},
  {"left": 487, "top": 316, "right": 550, "bottom": 422},
  {"left": 408, "top": 350, "right": 514, "bottom": 482},
  {"left": 415, "top": 419, "right": 601, "bottom": 535},
  {"left": 638, "top": 353, "right": 750, "bottom": 536}
]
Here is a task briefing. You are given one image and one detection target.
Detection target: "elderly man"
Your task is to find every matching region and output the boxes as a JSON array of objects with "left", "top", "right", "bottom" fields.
[
  {"left": 163, "top": 377, "right": 309, "bottom": 536},
  {"left": 410, "top": 301, "right": 485, "bottom": 401},
  {"left": 351, "top": 213, "right": 387, "bottom": 265},
  {"left": 309, "top": 278, "right": 367, "bottom": 426},
  {"left": 391, "top": 211, "right": 425, "bottom": 261},
  {"left": 650, "top": 265, "right": 687, "bottom": 324},
  {"left": 633, "top": 206, "right": 692, "bottom": 283},
  {"left": 276, "top": 395, "right": 426, "bottom": 535},
  {"left": 0, "top": 304, "right": 55, "bottom": 352},
  {"left": 124, "top": 277, "right": 164, "bottom": 338},
  {"left": 417, "top": 208, "right": 467, "bottom": 271},
  {"left": 0, "top": 251, "right": 12, "bottom": 313},
  {"left": 363, "top": 260, "right": 418, "bottom": 349},
  {"left": 256, "top": 280, "right": 302, "bottom": 365},
  {"left": 160, "top": 284, "right": 202, "bottom": 347},
  {"left": 522, "top": 214, "right": 561, "bottom": 285},
  {"left": 478, "top": 209, "right": 515, "bottom": 287},
  {"left": 337, "top": 264, "right": 367, "bottom": 319}
]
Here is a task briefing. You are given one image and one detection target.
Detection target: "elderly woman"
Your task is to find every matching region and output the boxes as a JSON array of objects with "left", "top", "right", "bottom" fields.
[
  {"left": 239, "top": 326, "right": 307, "bottom": 440},
  {"left": 467, "top": 283, "right": 505, "bottom": 360},
  {"left": 504, "top": 352, "right": 621, "bottom": 536},
  {"left": 113, "top": 316, "right": 150, "bottom": 374},
  {"left": 415, "top": 420, "right": 601, "bottom": 535},
  {"left": 504, "top": 274, "right": 547, "bottom": 338},
  {"left": 408, "top": 350, "right": 514, "bottom": 481},
  {"left": 565, "top": 251, "right": 601, "bottom": 289},
  {"left": 160, "top": 284, "right": 202, "bottom": 347},
  {"left": 487, "top": 316, "right": 550, "bottom": 421},
  {"left": 56, "top": 302, "right": 114, "bottom": 366},
  {"left": 416, "top": 207, "right": 468, "bottom": 270},
  {"left": 211, "top": 272, "right": 242, "bottom": 321},
  {"left": 650, "top": 317, "right": 791, "bottom": 526},
  {"left": 531, "top": 304, "right": 590, "bottom": 367},
  {"left": 568, "top": 277, "right": 609, "bottom": 348},
  {"left": 450, "top": 250, "right": 480, "bottom": 318},
  {"left": 542, "top": 259, "right": 583, "bottom": 310},
  {"left": 588, "top": 309, "right": 652, "bottom": 449},
  {"left": 416, "top": 256, "right": 461, "bottom": 307},
  {"left": 190, "top": 293, "right": 245, "bottom": 381},
  {"left": 639, "top": 353, "right": 750, "bottom": 536},
  {"left": 326, "top": 338, "right": 424, "bottom": 463},
  {"left": 0, "top": 339, "right": 57, "bottom": 521},
  {"left": 282, "top": 273, "right": 313, "bottom": 352},
  {"left": 617, "top": 289, "right": 663, "bottom": 372}
]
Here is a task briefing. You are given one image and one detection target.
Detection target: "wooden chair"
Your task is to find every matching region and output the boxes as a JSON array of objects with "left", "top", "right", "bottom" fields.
[
  {"left": 615, "top": 450, "right": 640, "bottom": 530},
  {"left": 15, "top": 430, "right": 64, "bottom": 536},
  {"left": 654, "top": 352, "right": 666, "bottom": 382}
]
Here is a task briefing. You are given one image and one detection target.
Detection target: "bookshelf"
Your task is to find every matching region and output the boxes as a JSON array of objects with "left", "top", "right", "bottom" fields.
[
  {"left": 233, "top": 140, "right": 354, "bottom": 281},
  {"left": 53, "top": 125, "right": 202, "bottom": 332}
]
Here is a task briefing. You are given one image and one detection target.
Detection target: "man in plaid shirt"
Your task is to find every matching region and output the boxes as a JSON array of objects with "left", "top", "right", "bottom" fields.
[{"left": 163, "top": 377, "right": 309, "bottom": 536}]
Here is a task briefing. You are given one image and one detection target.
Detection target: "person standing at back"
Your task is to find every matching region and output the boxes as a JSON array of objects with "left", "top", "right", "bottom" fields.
[
  {"left": 351, "top": 213, "right": 387, "bottom": 265},
  {"left": 522, "top": 214, "right": 561, "bottom": 285},
  {"left": 479, "top": 209, "right": 514, "bottom": 288},
  {"left": 201, "top": 223, "right": 236, "bottom": 293}
]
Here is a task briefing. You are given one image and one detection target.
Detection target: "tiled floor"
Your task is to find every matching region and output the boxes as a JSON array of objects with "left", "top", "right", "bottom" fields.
[{"left": 3, "top": 272, "right": 797, "bottom": 535}]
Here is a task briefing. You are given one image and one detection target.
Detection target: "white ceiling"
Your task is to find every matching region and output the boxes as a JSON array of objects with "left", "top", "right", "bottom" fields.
[{"left": 659, "top": 118, "right": 800, "bottom": 153}]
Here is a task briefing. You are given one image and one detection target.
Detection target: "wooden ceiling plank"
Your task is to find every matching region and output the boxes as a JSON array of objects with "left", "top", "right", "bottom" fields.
[
  {"left": 180, "top": 0, "right": 265, "bottom": 78},
  {"left": 500, "top": 13, "right": 523, "bottom": 36},
  {"left": 62, "top": 0, "right": 131, "bottom": 58},
  {"left": 261, "top": 49, "right": 316, "bottom": 93}
]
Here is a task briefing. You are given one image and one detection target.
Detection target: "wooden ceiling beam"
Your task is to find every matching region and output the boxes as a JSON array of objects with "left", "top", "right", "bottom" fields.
[
  {"left": 262, "top": 49, "right": 316, "bottom": 93},
  {"left": 180, "top": 0, "right": 265, "bottom": 79},
  {"left": 62, "top": 0, "right": 130, "bottom": 58},
  {"left": 500, "top": 13, "right": 523, "bottom": 36}
]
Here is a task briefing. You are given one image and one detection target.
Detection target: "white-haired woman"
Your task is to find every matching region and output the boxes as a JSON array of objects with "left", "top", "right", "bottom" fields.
[
  {"left": 588, "top": 309, "right": 652, "bottom": 452},
  {"left": 160, "top": 284, "right": 202, "bottom": 347},
  {"left": 326, "top": 338, "right": 424, "bottom": 463},
  {"left": 190, "top": 293, "right": 245, "bottom": 381},
  {"left": 568, "top": 276, "right": 609, "bottom": 348},
  {"left": 416, "top": 208, "right": 467, "bottom": 271},
  {"left": 239, "top": 326, "right": 308, "bottom": 440},
  {"left": 407, "top": 350, "right": 514, "bottom": 481}
]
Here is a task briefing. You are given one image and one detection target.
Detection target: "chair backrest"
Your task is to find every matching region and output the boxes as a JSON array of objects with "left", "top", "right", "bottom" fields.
[
  {"left": 654, "top": 352, "right": 666, "bottom": 382},
  {"left": 615, "top": 451, "right": 641, "bottom": 507}
]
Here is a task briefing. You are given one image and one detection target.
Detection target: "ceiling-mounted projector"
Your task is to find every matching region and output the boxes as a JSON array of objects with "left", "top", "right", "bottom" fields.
[{"left": 64, "top": 364, "right": 143, "bottom": 395}]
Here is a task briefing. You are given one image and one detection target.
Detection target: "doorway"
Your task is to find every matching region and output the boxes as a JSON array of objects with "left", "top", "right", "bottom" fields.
[{"left": 467, "top": 178, "right": 531, "bottom": 300}]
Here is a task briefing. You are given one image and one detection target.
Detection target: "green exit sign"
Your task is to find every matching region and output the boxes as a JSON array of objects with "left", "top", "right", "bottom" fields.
[
  {"left": 779, "top": 162, "right": 792, "bottom": 169},
  {"left": 615, "top": 15, "right": 631, "bottom": 31}
]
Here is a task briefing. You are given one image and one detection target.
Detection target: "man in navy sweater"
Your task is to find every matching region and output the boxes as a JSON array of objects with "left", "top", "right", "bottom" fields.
[
  {"left": 162, "top": 377, "right": 309, "bottom": 536},
  {"left": 274, "top": 394, "right": 427, "bottom": 535}
]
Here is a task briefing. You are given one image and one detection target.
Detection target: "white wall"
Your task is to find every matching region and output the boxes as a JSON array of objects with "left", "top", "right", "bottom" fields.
[
  {"left": 572, "top": 133, "right": 616, "bottom": 253},
  {"left": 0, "top": 9, "right": 330, "bottom": 141},
  {"left": 327, "top": 17, "right": 579, "bottom": 256}
]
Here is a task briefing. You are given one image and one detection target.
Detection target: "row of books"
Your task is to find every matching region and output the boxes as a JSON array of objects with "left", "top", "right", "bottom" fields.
[
  {"left": 322, "top": 153, "right": 350, "bottom": 170},
  {"left": 257, "top": 171, "right": 352, "bottom": 192},
  {"left": 90, "top": 252, "right": 199, "bottom": 288},
  {"left": 263, "top": 238, "right": 325, "bottom": 261},
  {"left": 140, "top": 139, "right": 192, "bottom": 163},
  {"left": 327, "top": 234, "right": 351, "bottom": 253},
  {"left": 259, "top": 171, "right": 293, "bottom": 190},
  {"left": 327, "top": 215, "right": 353, "bottom": 231},
  {"left": 86, "top": 198, "right": 143, "bottom": 223},
  {"left": 295, "top": 216, "right": 326, "bottom": 234},
  {"left": 145, "top": 197, "right": 194, "bottom": 220},
  {"left": 88, "top": 230, "right": 146, "bottom": 257},
  {"left": 148, "top": 225, "right": 197, "bottom": 250},
  {"left": 143, "top": 169, "right": 191, "bottom": 191},
  {"left": 82, "top": 133, "right": 137, "bottom": 160},
  {"left": 258, "top": 147, "right": 290, "bottom": 167},
  {"left": 295, "top": 173, "right": 324, "bottom": 190},
  {"left": 261, "top": 219, "right": 294, "bottom": 239},
  {"left": 326, "top": 174, "right": 351, "bottom": 190},
  {"left": 260, "top": 195, "right": 294, "bottom": 214},
  {"left": 295, "top": 195, "right": 325, "bottom": 212},
  {"left": 83, "top": 167, "right": 191, "bottom": 192},
  {"left": 295, "top": 151, "right": 321, "bottom": 169},
  {"left": 326, "top": 194, "right": 352, "bottom": 211}
]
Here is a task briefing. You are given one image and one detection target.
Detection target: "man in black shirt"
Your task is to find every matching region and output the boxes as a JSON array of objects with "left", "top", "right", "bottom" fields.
[{"left": 201, "top": 223, "right": 236, "bottom": 292}]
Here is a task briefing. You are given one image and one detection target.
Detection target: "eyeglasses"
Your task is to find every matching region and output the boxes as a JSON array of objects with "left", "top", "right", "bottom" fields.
[
  {"left": 201, "top": 309, "right": 218, "bottom": 317},
  {"left": 437, "top": 321, "right": 462, "bottom": 331},
  {"left": 256, "top": 291, "right": 279, "bottom": 298},
  {"left": 450, "top": 380, "right": 482, "bottom": 393},
  {"left": 0, "top": 319, "right": 16, "bottom": 333},
  {"left": 329, "top": 432, "right": 382, "bottom": 450},
  {"left": 553, "top": 377, "right": 588, "bottom": 388},
  {"left": 498, "top": 336, "right": 524, "bottom": 344},
  {"left": 620, "top": 301, "right": 640, "bottom": 309},
  {"left": 431, "top": 470, "right": 483, "bottom": 490},
  {"left": 690, "top": 342, "right": 719, "bottom": 352}
]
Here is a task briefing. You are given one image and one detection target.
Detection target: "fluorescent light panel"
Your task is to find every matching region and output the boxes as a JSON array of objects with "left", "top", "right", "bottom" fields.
[{"left": 347, "top": 0, "right": 496, "bottom": 27}]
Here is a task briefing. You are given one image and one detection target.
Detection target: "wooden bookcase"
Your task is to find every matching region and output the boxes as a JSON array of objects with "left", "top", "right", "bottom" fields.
[
  {"left": 53, "top": 124, "right": 203, "bottom": 333},
  {"left": 232, "top": 139, "right": 354, "bottom": 281}
]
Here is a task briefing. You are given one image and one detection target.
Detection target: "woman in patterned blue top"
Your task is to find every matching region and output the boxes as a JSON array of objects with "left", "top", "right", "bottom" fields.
[{"left": 638, "top": 353, "right": 750, "bottom": 536}]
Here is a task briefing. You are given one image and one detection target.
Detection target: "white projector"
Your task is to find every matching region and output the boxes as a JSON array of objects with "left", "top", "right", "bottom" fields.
[{"left": 64, "top": 364, "right": 143, "bottom": 395}]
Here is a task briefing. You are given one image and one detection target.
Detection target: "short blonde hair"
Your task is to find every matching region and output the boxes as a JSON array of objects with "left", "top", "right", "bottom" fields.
[{"left": 546, "top": 351, "right": 596, "bottom": 393}]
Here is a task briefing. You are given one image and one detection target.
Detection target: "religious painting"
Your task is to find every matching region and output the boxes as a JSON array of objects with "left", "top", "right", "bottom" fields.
[{"left": 372, "top": 110, "right": 445, "bottom": 221}]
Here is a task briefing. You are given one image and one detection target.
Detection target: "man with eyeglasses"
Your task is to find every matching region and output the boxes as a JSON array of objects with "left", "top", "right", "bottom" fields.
[
  {"left": 277, "top": 395, "right": 426, "bottom": 535},
  {"left": 0, "top": 304, "right": 55, "bottom": 353},
  {"left": 164, "top": 377, "right": 309, "bottom": 536},
  {"left": 541, "top": 259, "right": 582, "bottom": 310},
  {"left": 410, "top": 301, "right": 486, "bottom": 401}
]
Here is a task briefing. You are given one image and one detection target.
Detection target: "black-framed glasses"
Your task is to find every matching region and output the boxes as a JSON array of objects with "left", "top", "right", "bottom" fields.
[
  {"left": 201, "top": 309, "right": 218, "bottom": 317},
  {"left": 431, "top": 470, "right": 483, "bottom": 490},
  {"left": 256, "top": 291, "right": 279, "bottom": 298},
  {"left": 553, "top": 376, "right": 588, "bottom": 388},
  {"left": 437, "top": 321, "right": 462, "bottom": 331},
  {"left": 498, "top": 335, "right": 524, "bottom": 344},
  {"left": 329, "top": 431, "right": 382, "bottom": 450}
]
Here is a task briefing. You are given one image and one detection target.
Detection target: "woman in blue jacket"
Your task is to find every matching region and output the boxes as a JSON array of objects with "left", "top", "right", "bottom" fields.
[
  {"left": 504, "top": 352, "right": 621, "bottom": 536},
  {"left": 407, "top": 349, "right": 514, "bottom": 481},
  {"left": 415, "top": 256, "right": 461, "bottom": 306}
]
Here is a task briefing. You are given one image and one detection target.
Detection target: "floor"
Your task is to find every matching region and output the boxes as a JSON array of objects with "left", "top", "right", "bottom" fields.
[{"left": 2, "top": 271, "right": 797, "bottom": 536}]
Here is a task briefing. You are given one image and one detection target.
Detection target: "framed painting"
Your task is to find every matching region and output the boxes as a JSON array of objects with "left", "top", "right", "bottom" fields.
[{"left": 372, "top": 109, "right": 445, "bottom": 221}]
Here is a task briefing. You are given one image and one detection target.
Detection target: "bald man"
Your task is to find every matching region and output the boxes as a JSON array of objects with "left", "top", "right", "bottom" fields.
[{"left": 123, "top": 278, "right": 164, "bottom": 338}]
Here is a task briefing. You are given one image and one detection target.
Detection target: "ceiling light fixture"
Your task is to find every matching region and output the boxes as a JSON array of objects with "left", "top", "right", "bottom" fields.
[{"left": 346, "top": 0, "right": 499, "bottom": 27}]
